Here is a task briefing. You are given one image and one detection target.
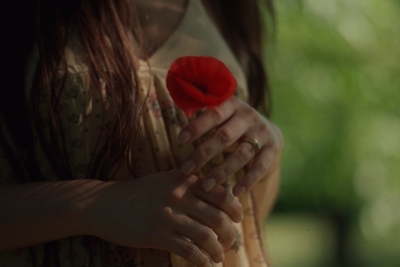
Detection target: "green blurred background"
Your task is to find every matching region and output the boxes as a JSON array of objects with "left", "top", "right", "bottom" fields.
[{"left": 262, "top": 0, "right": 400, "bottom": 266}]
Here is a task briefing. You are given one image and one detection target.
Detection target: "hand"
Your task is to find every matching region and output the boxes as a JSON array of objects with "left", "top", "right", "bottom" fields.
[
  {"left": 85, "top": 170, "right": 242, "bottom": 267},
  {"left": 178, "top": 96, "right": 283, "bottom": 196}
]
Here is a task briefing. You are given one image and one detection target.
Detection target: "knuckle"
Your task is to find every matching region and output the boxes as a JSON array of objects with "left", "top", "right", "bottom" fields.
[
  {"left": 212, "top": 210, "right": 227, "bottom": 228},
  {"left": 218, "top": 185, "right": 232, "bottom": 203},
  {"left": 191, "top": 121, "right": 207, "bottom": 137},
  {"left": 196, "top": 146, "right": 212, "bottom": 162},
  {"left": 217, "top": 127, "right": 236, "bottom": 144},
  {"left": 259, "top": 123, "right": 270, "bottom": 135},
  {"left": 227, "top": 228, "right": 237, "bottom": 244},
  {"left": 259, "top": 161, "right": 270, "bottom": 175},
  {"left": 180, "top": 243, "right": 198, "bottom": 260},
  {"left": 220, "top": 226, "right": 236, "bottom": 245},
  {"left": 209, "top": 108, "right": 224, "bottom": 122},
  {"left": 213, "top": 168, "right": 228, "bottom": 184},
  {"left": 198, "top": 227, "right": 213, "bottom": 243},
  {"left": 211, "top": 184, "right": 231, "bottom": 205},
  {"left": 236, "top": 145, "right": 254, "bottom": 163}
]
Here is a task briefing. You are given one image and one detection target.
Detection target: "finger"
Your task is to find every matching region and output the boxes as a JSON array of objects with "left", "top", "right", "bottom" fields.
[
  {"left": 178, "top": 98, "right": 237, "bottom": 144},
  {"left": 233, "top": 142, "right": 280, "bottom": 197},
  {"left": 201, "top": 143, "right": 255, "bottom": 191},
  {"left": 185, "top": 198, "right": 238, "bottom": 251},
  {"left": 165, "top": 234, "right": 212, "bottom": 267},
  {"left": 180, "top": 106, "right": 259, "bottom": 176},
  {"left": 173, "top": 214, "right": 225, "bottom": 263},
  {"left": 194, "top": 183, "right": 243, "bottom": 223},
  {"left": 202, "top": 128, "right": 269, "bottom": 192}
]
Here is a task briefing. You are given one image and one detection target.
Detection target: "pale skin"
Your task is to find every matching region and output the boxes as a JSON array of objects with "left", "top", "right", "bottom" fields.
[{"left": 0, "top": 0, "right": 283, "bottom": 266}]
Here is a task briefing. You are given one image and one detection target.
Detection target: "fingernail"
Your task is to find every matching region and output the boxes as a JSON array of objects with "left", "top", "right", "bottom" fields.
[
  {"left": 233, "top": 186, "right": 246, "bottom": 197},
  {"left": 202, "top": 179, "right": 216, "bottom": 192},
  {"left": 178, "top": 130, "right": 191, "bottom": 143},
  {"left": 180, "top": 160, "right": 196, "bottom": 175}
]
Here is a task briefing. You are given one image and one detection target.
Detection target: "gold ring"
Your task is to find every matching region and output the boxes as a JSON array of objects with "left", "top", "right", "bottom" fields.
[{"left": 243, "top": 137, "right": 262, "bottom": 153}]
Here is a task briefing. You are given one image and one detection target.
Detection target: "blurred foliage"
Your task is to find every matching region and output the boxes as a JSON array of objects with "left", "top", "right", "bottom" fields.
[{"left": 264, "top": 0, "right": 400, "bottom": 238}]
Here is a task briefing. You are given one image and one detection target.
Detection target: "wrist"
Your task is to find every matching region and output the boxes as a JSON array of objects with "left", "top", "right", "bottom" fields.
[{"left": 70, "top": 179, "right": 112, "bottom": 237}]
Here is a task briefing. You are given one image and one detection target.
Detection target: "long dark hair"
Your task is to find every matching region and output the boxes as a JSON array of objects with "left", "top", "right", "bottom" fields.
[
  {"left": 1, "top": 0, "right": 142, "bottom": 183},
  {"left": 1, "top": 0, "right": 274, "bottom": 183},
  {"left": 204, "top": 0, "right": 275, "bottom": 112},
  {"left": 0, "top": 0, "right": 274, "bottom": 265}
]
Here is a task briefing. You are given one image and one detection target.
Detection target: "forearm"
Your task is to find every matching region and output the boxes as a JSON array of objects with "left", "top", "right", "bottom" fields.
[
  {"left": 250, "top": 115, "right": 282, "bottom": 221},
  {"left": 0, "top": 179, "right": 103, "bottom": 251},
  {"left": 252, "top": 160, "right": 280, "bottom": 221}
]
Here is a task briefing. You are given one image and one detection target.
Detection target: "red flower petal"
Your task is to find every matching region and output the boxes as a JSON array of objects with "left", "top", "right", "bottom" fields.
[{"left": 166, "top": 56, "right": 237, "bottom": 118}]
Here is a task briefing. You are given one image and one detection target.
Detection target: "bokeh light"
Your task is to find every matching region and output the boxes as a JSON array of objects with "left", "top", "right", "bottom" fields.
[{"left": 263, "top": 0, "right": 400, "bottom": 266}]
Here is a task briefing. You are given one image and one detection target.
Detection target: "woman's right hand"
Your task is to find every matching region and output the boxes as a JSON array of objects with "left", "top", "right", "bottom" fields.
[{"left": 85, "top": 170, "right": 243, "bottom": 267}]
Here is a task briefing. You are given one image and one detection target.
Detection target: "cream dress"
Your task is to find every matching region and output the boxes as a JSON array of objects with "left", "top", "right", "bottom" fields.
[{"left": 0, "top": 0, "right": 268, "bottom": 266}]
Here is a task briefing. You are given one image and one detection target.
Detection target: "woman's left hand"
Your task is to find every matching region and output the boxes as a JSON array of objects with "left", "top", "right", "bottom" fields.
[{"left": 178, "top": 96, "right": 284, "bottom": 197}]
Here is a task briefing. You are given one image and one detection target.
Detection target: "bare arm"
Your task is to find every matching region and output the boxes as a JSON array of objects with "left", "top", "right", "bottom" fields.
[
  {"left": 252, "top": 159, "right": 280, "bottom": 221},
  {"left": 252, "top": 116, "right": 282, "bottom": 221},
  {"left": 0, "top": 170, "right": 242, "bottom": 267},
  {"left": 0, "top": 179, "right": 102, "bottom": 251}
]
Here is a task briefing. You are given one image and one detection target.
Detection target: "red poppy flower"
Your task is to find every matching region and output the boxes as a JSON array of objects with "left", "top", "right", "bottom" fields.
[{"left": 166, "top": 56, "right": 237, "bottom": 118}]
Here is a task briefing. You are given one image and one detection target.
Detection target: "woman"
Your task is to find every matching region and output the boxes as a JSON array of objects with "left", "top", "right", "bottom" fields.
[{"left": 0, "top": 0, "right": 282, "bottom": 266}]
